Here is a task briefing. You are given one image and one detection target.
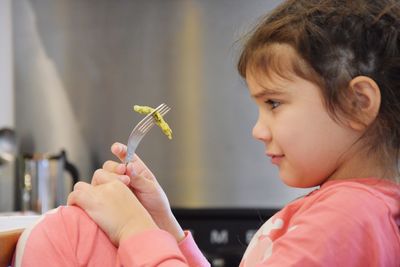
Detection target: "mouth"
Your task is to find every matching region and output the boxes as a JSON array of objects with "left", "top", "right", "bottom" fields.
[{"left": 266, "top": 153, "right": 284, "bottom": 165}]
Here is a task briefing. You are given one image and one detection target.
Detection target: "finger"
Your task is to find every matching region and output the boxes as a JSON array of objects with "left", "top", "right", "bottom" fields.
[
  {"left": 111, "top": 144, "right": 151, "bottom": 177},
  {"left": 126, "top": 163, "right": 156, "bottom": 192},
  {"left": 102, "top": 160, "right": 126, "bottom": 175},
  {"left": 111, "top": 142, "right": 127, "bottom": 162},
  {"left": 92, "top": 169, "right": 130, "bottom": 186},
  {"left": 73, "top": 181, "right": 91, "bottom": 191},
  {"left": 67, "top": 187, "right": 92, "bottom": 208},
  {"left": 110, "top": 143, "right": 150, "bottom": 175},
  {"left": 127, "top": 160, "right": 156, "bottom": 182}
]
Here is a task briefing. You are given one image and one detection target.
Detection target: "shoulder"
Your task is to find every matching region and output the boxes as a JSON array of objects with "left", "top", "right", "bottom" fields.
[
  {"left": 305, "top": 179, "right": 394, "bottom": 213},
  {"left": 244, "top": 180, "right": 400, "bottom": 266},
  {"left": 288, "top": 179, "right": 399, "bottom": 238}
]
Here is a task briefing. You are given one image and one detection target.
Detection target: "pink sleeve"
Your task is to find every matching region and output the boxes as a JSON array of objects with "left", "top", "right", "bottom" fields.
[
  {"left": 259, "top": 187, "right": 400, "bottom": 266},
  {"left": 118, "top": 229, "right": 210, "bottom": 267},
  {"left": 14, "top": 206, "right": 119, "bottom": 267},
  {"left": 178, "top": 231, "right": 210, "bottom": 267},
  {"left": 14, "top": 205, "right": 210, "bottom": 267}
]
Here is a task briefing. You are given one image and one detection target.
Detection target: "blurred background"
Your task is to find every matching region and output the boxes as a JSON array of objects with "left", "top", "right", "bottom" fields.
[
  {"left": 0, "top": 0, "right": 320, "bottom": 266},
  {"left": 1, "top": 1, "right": 317, "bottom": 265},
  {"left": 1, "top": 0, "right": 314, "bottom": 210}
]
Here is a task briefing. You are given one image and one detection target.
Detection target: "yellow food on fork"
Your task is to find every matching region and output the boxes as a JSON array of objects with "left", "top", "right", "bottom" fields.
[{"left": 133, "top": 105, "right": 173, "bottom": 139}]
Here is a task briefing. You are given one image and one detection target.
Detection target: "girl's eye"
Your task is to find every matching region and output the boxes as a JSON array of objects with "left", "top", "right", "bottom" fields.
[{"left": 265, "top": 99, "right": 281, "bottom": 109}]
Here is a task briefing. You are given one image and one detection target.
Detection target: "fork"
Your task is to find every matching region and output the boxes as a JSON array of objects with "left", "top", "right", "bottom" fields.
[{"left": 124, "top": 103, "right": 171, "bottom": 164}]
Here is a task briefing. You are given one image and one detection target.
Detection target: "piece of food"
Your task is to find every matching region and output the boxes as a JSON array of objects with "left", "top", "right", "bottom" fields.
[
  {"left": 133, "top": 105, "right": 172, "bottom": 139},
  {"left": 133, "top": 105, "right": 154, "bottom": 115}
]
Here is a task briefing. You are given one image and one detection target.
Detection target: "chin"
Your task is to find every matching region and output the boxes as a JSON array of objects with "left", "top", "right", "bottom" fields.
[{"left": 280, "top": 174, "right": 321, "bottom": 188}]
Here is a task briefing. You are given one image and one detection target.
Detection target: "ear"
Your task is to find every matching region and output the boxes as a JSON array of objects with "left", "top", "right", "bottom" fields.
[{"left": 347, "top": 76, "right": 381, "bottom": 131}]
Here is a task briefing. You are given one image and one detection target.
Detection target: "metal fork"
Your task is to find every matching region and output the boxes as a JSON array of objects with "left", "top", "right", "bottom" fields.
[{"left": 124, "top": 103, "right": 171, "bottom": 164}]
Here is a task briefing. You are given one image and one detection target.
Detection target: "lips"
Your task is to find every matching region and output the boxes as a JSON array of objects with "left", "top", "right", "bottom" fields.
[{"left": 266, "top": 153, "right": 284, "bottom": 165}]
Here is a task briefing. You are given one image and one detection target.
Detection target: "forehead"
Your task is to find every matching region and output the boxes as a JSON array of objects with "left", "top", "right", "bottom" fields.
[
  {"left": 246, "top": 68, "right": 290, "bottom": 98},
  {"left": 247, "top": 44, "right": 299, "bottom": 77},
  {"left": 245, "top": 43, "right": 323, "bottom": 96},
  {"left": 245, "top": 45, "right": 298, "bottom": 97},
  {"left": 245, "top": 43, "right": 320, "bottom": 86}
]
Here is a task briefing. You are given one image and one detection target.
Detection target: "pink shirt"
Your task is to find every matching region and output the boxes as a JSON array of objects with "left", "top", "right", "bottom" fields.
[
  {"left": 13, "top": 206, "right": 210, "bottom": 267},
  {"left": 240, "top": 178, "right": 400, "bottom": 266},
  {"left": 14, "top": 178, "right": 400, "bottom": 266}
]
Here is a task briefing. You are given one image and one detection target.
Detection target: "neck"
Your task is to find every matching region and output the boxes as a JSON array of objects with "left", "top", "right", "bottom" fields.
[{"left": 327, "top": 145, "right": 396, "bottom": 182}]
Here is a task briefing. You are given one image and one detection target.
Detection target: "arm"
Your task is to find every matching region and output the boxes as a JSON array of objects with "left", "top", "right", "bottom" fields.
[
  {"left": 14, "top": 206, "right": 118, "bottom": 267},
  {"left": 105, "top": 142, "right": 185, "bottom": 242},
  {"left": 68, "top": 167, "right": 210, "bottom": 266},
  {"left": 118, "top": 229, "right": 209, "bottom": 267},
  {"left": 13, "top": 204, "right": 209, "bottom": 267}
]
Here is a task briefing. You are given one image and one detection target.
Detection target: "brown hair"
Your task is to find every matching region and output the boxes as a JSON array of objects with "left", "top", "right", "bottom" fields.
[{"left": 238, "top": 0, "right": 400, "bottom": 178}]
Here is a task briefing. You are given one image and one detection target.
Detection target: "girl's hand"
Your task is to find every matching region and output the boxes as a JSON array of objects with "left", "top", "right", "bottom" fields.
[
  {"left": 67, "top": 169, "right": 158, "bottom": 246},
  {"left": 103, "top": 142, "right": 185, "bottom": 242}
]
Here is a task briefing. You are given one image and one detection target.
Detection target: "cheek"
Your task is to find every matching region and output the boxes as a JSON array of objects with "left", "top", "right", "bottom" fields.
[
  {"left": 273, "top": 110, "right": 316, "bottom": 154},
  {"left": 274, "top": 109, "right": 348, "bottom": 183},
  {"left": 275, "top": 120, "right": 317, "bottom": 166},
  {"left": 276, "top": 103, "right": 341, "bottom": 152}
]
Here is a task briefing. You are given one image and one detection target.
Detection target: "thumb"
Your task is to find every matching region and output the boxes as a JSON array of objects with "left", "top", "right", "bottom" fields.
[{"left": 111, "top": 142, "right": 127, "bottom": 162}]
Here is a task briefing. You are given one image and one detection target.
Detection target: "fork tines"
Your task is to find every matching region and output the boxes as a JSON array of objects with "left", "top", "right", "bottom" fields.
[
  {"left": 125, "top": 103, "right": 170, "bottom": 164},
  {"left": 138, "top": 104, "right": 170, "bottom": 134}
]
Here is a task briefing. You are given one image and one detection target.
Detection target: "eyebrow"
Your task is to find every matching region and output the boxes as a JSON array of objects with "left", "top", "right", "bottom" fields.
[{"left": 251, "top": 87, "right": 285, "bottom": 99}]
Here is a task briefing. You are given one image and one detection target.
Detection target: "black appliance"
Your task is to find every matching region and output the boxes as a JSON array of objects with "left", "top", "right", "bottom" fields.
[{"left": 173, "top": 208, "right": 279, "bottom": 267}]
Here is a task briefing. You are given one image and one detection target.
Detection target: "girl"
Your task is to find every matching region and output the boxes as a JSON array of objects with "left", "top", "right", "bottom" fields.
[{"left": 14, "top": 0, "right": 400, "bottom": 266}]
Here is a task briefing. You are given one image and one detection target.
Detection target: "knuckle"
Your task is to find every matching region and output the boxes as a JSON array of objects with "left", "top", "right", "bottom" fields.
[
  {"left": 73, "top": 181, "right": 85, "bottom": 191},
  {"left": 102, "top": 160, "right": 114, "bottom": 170},
  {"left": 92, "top": 169, "right": 105, "bottom": 183},
  {"left": 93, "top": 168, "right": 103, "bottom": 177}
]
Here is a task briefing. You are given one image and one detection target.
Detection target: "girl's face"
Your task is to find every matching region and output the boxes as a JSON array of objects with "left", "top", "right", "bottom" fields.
[{"left": 247, "top": 69, "right": 362, "bottom": 188}]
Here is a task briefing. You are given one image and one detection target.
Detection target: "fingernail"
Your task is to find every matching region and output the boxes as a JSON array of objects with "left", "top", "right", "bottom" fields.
[{"left": 115, "top": 144, "right": 121, "bottom": 153}]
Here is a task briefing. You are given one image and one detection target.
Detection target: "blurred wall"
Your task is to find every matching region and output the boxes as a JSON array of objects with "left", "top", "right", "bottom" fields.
[
  {"left": 13, "top": 0, "right": 312, "bottom": 208},
  {"left": 0, "top": 0, "right": 15, "bottom": 212},
  {"left": 0, "top": 0, "right": 14, "bottom": 128}
]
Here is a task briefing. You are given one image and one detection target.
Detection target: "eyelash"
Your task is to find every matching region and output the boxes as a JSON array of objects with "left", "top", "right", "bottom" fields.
[{"left": 265, "top": 99, "right": 281, "bottom": 110}]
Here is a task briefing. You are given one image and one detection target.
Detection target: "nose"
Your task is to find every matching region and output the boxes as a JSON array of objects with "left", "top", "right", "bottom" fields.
[{"left": 252, "top": 114, "right": 272, "bottom": 143}]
